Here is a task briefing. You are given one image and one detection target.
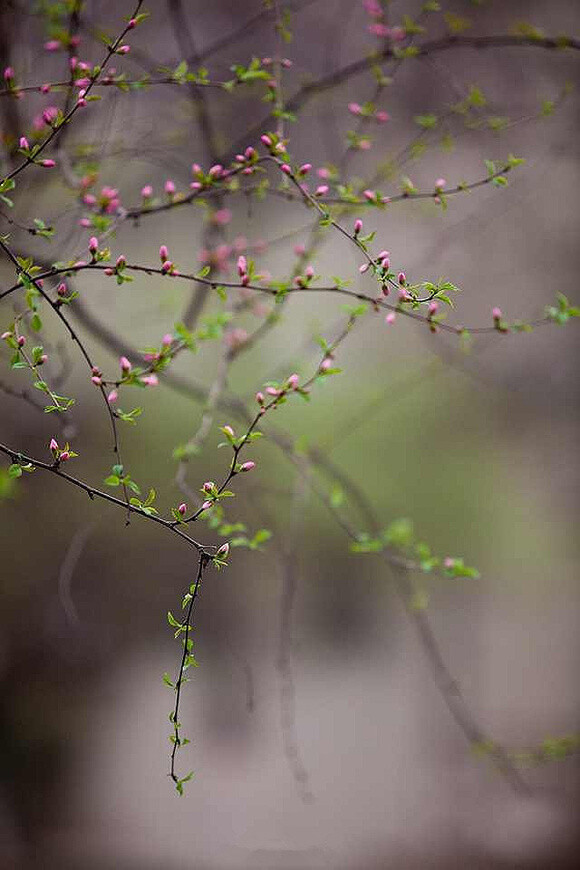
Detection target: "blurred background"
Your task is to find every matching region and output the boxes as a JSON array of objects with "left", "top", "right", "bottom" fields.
[{"left": 0, "top": 0, "right": 579, "bottom": 867}]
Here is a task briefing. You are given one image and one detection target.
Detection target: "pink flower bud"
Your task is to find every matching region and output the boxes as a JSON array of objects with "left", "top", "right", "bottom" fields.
[
  {"left": 164, "top": 179, "right": 176, "bottom": 195},
  {"left": 216, "top": 542, "right": 230, "bottom": 558},
  {"left": 255, "top": 391, "right": 264, "bottom": 404},
  {"left": 117, "top": 45, "right": 130, "bottom": 54},
  {"left": 91, "top": 375, "right": 102, "bottom": 385},
  {"left": 104, "top": 268, "right": 114, "bottom": 276},
  {"left": 317, "top": 167, "right": 330, "bottom": 179},
  {"left": 202, "top": 500, "right": 212, "bottom": 510},
  {"left": 287, "top": 373, "right": 299, "bottom": 389},
  {"left": 178, "top": 502, "right": 187, "bottom": 515},
  {"left": 159, "top": 245, "right": 168, "bottom": 262},
  {"left": 41, "top": 159, "right": 56, "bottom": 168},
  {"left": 348, "top": 102, "right": 362, "bottom": 115},
  {"left": 354, "top": 219, "right": 363, "bottom": 234},
  {"left": 315, "top": 185, "right": 328, "bottom": 196},
  {"left": 266, "top": 386, "right": 279, "bottom": 396},
  {"left": 428, "top": 302, "right": 438, "bottom": 316},
  {"left": 305, "top": 265, "right": 314, "bottom": 279},
  {"left": 237, "top": 255, "right": 247, "bottom": 276},
  {"left": 50, "top": 438, "right": 59, "bottom": 453},
  {"left": 444, "top": 557, "right": 455, "bottom": 569},
  {"left": 4, "top": 67, "right": 14, "bottom": 81},
  {"left": 294, "top": 244, "right": 306, "bottom": 256},
  {"left": 223, "top": 425, "right": 235, "bottom": 439},
  {"left": 56, "top": 282, "right": 67, "bottom": 296},
  {"left": 280, "top": 163, "right": 292, "bottom": 175},
  {"left": 398, "top": 271, "right": 406, "bottom": 285},
  {"left": 363, "top": 189, "right": 375, "bottom": 201},
  {"left": 492, "top": 307, "right": 502, "bottom": 320},
  {"left": 107, "top": 389, "right": 118, "bottom": 403},
  {"left": 162, "top": 333, "right": 173, "bottom": 347},
  {"left": 260, "top": 134, "right": 273, "bottom": 148},
  {"left": 435, "top": 178, "right": 446, "bottom": 189},
  {"left": 376, "top": 110, "right": 390, "bottom": 123},
  {"left": 19, "top": 136, "right": 29, "bottom": 150},
  {"left": 320, "top": 358, "right": 332, "bottom": 372},
  {"left": 116, "top": 255, "right": 126, "bottom": 269},
  {"left": 208, "top": 164, "right": 223, "bottom": 178},
  {"left": 385, "top": 312, "right": 396, "bottom": 324},
  {"left": 381, "top": 257, "right": 390, "bottom": 270},
  {"left": 141, "top": 185, "right": 152, "bottom": 198},
  {"left": 88, "top": 236, "right": 98, "bottom": 253},
  {"left": 142, "top": 374, "right": 158, "bottom": 386},
  {"left": 59, "top": 451, "right": 70, "bottom": 462},
  {"left": 202, "top": 481, "right": 215, "bottom": 492},
  {"left": 299, "top": 163, "right": 312, "bottom": 175},
  {"left": 240, "top": 461, "right": 255, "bottom": 472},
  {"left": 44, "top": 41, "right": 61, "bottom": 52},
  {"left": 119, "top": 356, "right": 131, "bottom": 372},
  {"left": 17, "top": 335, "right": 25, "bottom": 347},
  {"left": 359, "top": 263, "right": 369, "bottom": 274}
]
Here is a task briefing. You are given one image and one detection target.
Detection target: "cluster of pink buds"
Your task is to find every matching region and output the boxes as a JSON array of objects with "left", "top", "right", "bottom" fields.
[
  {"left": 348, "top": 102, "right": 390, "bottom": 123},
  {"left": 49, "top": 438, "right": 76, "bottom": 463},
  {"left": 91, "top": 365, "right": 103, "bottom": 386},
  {"left": 237, "top": 255, "right": 250, "bottom": 286},
  {"left": 260, "top": 132, "right": 288, "bottom": 158},
  {"left": 294, "top": 265, "right": 315, "bottom": 288},
  {"left": 233, "top": 145, "right": 259, "bottom": 176},
  {"left": 363, "top": 1, "right": 406, "bottom": 40},
  {"left": 159, "top": 244, "right": 175, "bottom": 275}
]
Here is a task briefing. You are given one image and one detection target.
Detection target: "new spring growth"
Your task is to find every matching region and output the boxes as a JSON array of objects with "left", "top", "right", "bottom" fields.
[
  {"left": 50, "top": 438, "right": 77, "bottom": 463},
  {"left": 216, "top": 543, "right": 230, "bottom": 559}
]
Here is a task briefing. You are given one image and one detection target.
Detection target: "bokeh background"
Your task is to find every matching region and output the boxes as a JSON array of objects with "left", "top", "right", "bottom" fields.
[{"left": 1, "top": 0, "right": 579, "bottom": 867}]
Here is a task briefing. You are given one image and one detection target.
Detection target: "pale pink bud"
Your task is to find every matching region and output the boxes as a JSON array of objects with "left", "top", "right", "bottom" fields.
[
  {"left": 354, "top": 219, "right": 363, "bottom": 234},
  {"left": 107, "top": 389, "right": 118, "bottom": 403},
  {"left": 159, "top": 245, "right": 168, "bottom": 262},
  {"left": 208, "top": 164, "right": 223, "bottom": 178},
  {"left": 216, "top": 542, "right": 230, "bottom": 558},
  {"left": 240, "top": 461, "right": 255, "bottom": 472},
  {"left": 4, "top": 67, "right": 14, "bottom": 81},
  {"left": 59, "top": 451, "right": 70, "bottom": 462},
  {"left": 116, "top": 255, "right": 126, "bottom": 269},
  {"left": 104, "top": 268, "right": 114, "bottom": 276},
  {"left": 237, "top": 255, "right": 247, "bottom": 276},
  {"left": 398, "top": 271, "right": 406, "bottom": 285},
  {"left": 317, "top": 167, "right": 330, "bottom": 179},
  {"left": 294, "top": 244, "right": 306, "bottom": 256},
  {"left": 280, "top": 163, "right": 292, "bottom": 175},
  {"left": 119, "top": 356, "right": 131, "bottom": 372},
  {"left": 320, "top": 358, "right": 332, "bottom": 371},
  {"left": 298, "top": 163, "right": 312, "bottom": 175},
  {"left": 287, "top": 373, "right": 299, "bottom": 389},
  {"left": 201, "top": 500, "right": 212, "bottom": 510},
  {"left": 178, "top": 502, "right": 187, "bottom": 515},
  {"left": 359, "top": 263, "right": 369, "bottom": 274},
  {"left": 164, "top": 179, "right": 176, "bottom": 195},
  {"left": 444, "top": 557, "right": 455, "bottom": 569},
  {"left": 91, "top": 375, "right": 102, "bottom": 385},
  {"left": 348, "top": 102, "right": 362, "bottom": 115},
  {"left": 142, "top": 374, "right": 158, "bottom": 386},
  {"left": 223, "top": 425, "right": 235, "bottom": 439},
  {"left": 381, "top": 257, "right": 390, "bottom": 270},
  {"left": 244, "top": 146, "right": 257, "bottom": 160},
  {"left": 44, "top": 41, "right": 61, "bottom": 51},
  {"left": 1, "top": 331, "right": 12, "bottom": 340},
  {"left": 492, "top": 307, "right": 502, "bottom": 320},
  {"left": 88, "top": 236, "right": 98, "bottom": 253},
  {"left": 266, "top": 386, "right": 279, "bottom": 396},
  {"left": 376, "top": 110, "right": 390, "bottom": 123},
  {"left": 141, "top": 185, "right": 152, "bottom": 198},
  {"left": 17, "top": 335, "right": 25, "bottom": 347},
  {"left": 315, "top": 185, "right": 328, "bottom": 196},
  {"left": 435, "top": 178, "right": 446, "bottom": 189},
  {"left": 261, "top": 134, "right": 273, "bottom": 147},
  {"left": 363, "top": 189, "right": 375, "bottom": 201},
  {"left": 202, "top": 481, "right": 215, "bottom": 492},
  {"left": 41, "top": 159, "right": 56, "bottom": 168},
  {"left": 162, "top": 333, "right": 173, "bottom": 347},
  {"left": 117, "top": 44, "right": 130, "bottom": 54},
  {"left": 49, "top": 438, "right": 59, "bottom": 453},
  {"left": 305, "top": 265, "right": 314, "bottom": 279},
  {"left": 428, "top": 302, "right": 438, "bottom": 315},
  {"left": 19, "top": 136, "right": 29, "bottom": 150},
  {"left": 255, "top": 391, "right": 264, "bottom": 404},
  {"left": 385, "top": 312, "right": 396, "bottom": 324}
]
